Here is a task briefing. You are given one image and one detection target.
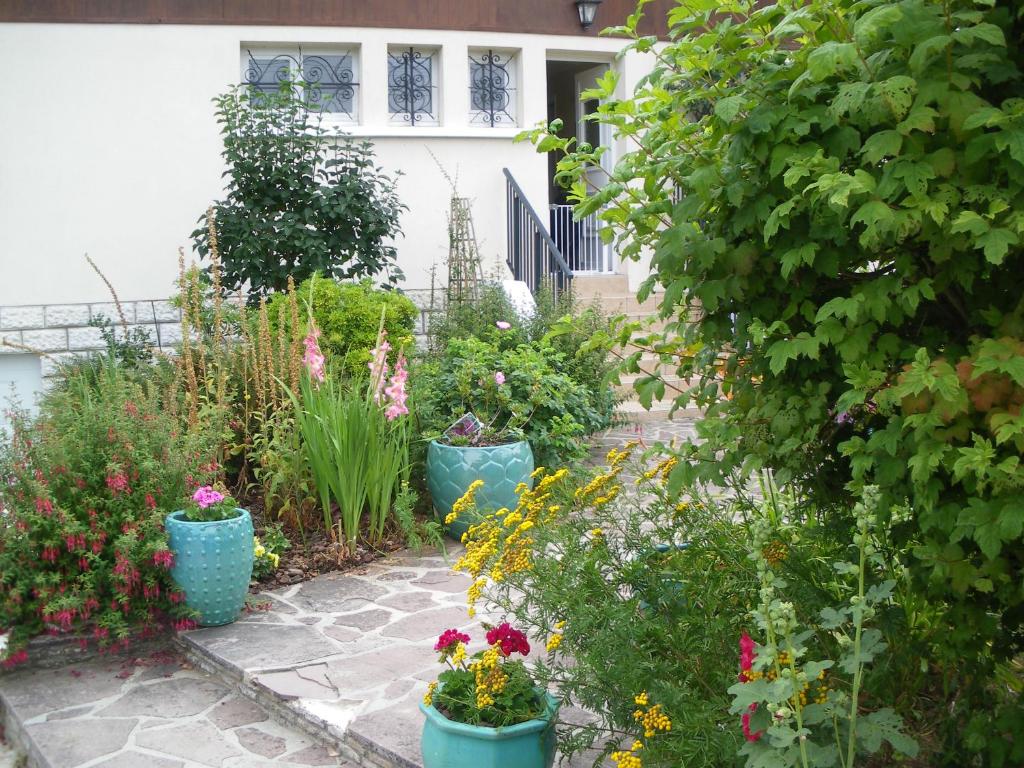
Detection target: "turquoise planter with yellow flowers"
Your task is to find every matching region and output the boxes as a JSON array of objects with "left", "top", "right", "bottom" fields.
[{"left": 419, "top": 692, "right": 558, "bottom": 768}]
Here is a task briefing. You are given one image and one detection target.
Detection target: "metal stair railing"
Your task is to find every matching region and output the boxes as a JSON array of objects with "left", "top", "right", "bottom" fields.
[{"left": 504, "top": 168, "right": 572, "bottom": 298}]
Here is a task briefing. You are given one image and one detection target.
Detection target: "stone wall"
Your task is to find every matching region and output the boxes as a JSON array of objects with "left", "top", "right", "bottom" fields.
[{"left": 0, "top": 290, "right": 443, "bottom": 379}]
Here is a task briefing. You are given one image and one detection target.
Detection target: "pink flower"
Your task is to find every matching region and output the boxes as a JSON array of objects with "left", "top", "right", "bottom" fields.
[
  {"left": 368, "top": 334, "right": 391, "bottom": 403},
  {"left": 496, "top": 321, "right": 511, "bottom": 330},
  {"left": 384, "top": 353, "right": 409, "bottom": 421},
  {"left": 494, "top": 371, "right": 506, "bottom": 386},
  {"left": 303, "top": 326, "right": 326, "bottom": 385},
  {"left": 192, "top": 485, "right": 224, "bottom": 509},
  {"left": 434, "top": 628, "right": 471, "bottom": 652},
  {"left": 739, "top": 632, "right": 756, "bottom": 680},
  {"left": 742, "top": 706, "right": 763, "bottom": 742},
  {"left": 105, "top": 472, "right": 130, "bottom": 496},
  {"left": 153, "top": 550, "right": 175, "bottom": 569}
]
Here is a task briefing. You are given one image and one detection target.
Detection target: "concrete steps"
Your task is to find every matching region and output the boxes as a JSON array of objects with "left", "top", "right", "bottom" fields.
[{"left": 573, "top": 274, "right": 697, "bottom": 423}]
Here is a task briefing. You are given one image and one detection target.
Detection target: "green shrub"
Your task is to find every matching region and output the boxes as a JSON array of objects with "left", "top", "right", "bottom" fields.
[
  {"left": 192, "top": 84, "right": 405, "bottom": 300},
  {"left": 533, "top": 0, "right": 1024, "bottom": 761},
  {"left": 0, "top": 360, "right": 215, "bottom": 663},
  {"left": 428, "top": 283, "right": 618, "bottom": 428},
  {"left": 270, "top": 276, "right": 418, "bottom": 378},
  {"left": 414, "top": 336, "right": 605, "bottom": 467},
  {"left": 453, "top": 452, "right": 757, "bottom": 767}
]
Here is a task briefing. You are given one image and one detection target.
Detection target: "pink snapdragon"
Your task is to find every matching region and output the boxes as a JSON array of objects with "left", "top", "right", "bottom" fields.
[
  {"left": 384, "top": 353, "right": 409, "bottom": 421},
  {"left": 368, "top": 333, "right": 391, "bottom": 403},
  {"left": 494, "top": 371, "right": 506, "bottom": 386},
  {"left": 192, "top": 486, "right": 225, "bottom": 509},
  {"left": 303, "top": 326, "right": 326, "bottom": 385}
]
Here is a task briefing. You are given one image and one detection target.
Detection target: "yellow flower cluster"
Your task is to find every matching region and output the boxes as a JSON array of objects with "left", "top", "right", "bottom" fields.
[
  {"left": 451, "top": 642, "right": 467, "bottom": 667},
  {"left": 253, "top": 537, "right": 280, "bottom": 568},
  {"left": 469, "top": 647, "right": 507, "bottom": 708},
  {"left": 445, "top": 479, "right": 485, "bottom": 525},
  {"left": 610, "top": 741, "right": 644, "bottom": 768},
  {"left": 423, "top": 681, "right": 438, "bottom": 706},
  {"left": 633, "top": 698, "right": 672, "bottom": 739},
  {"left": 638, "top": 455, "right": 678, "bottom": 486},
  {"left": 546, "top": 633, "right": 563, "bottom": 653},
  {"left": 454, "top": 467, "right": 570, "bottom": 616}
]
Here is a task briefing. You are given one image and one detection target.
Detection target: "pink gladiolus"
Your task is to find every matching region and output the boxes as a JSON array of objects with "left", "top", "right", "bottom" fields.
[
  {"left": 384, "top": 353, "right": 409, "bottom": 421},
  {"left": 368, "top": 333, "right": 391, "bottom": 403},
  {"left": 494, "top": 371, "right": 506, "bottom": 386},
  {"left": 496, "top": 321, "right": 511, "bottom": 330},
  {"left": 303, "top": 327, "right": 326, "bottom": 385}
]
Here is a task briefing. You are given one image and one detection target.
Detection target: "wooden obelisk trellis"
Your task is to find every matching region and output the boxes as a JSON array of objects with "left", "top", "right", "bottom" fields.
[{"left": 446, "top": 196, "right": 483, "bottom": 305}]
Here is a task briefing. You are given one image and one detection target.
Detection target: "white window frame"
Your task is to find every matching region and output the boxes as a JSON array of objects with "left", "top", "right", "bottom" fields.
[
  {"left": 386, "top": 46, "right": 441, "bottom": 127},
  {"left": 468, "top": 48, "right": 519, "bottom": 128},
  {"left": 241, "top": 45, "right": 360, "bottom": 127}
]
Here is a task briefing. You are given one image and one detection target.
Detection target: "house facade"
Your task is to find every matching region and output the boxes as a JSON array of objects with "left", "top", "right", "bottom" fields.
[{"left": 0, "top": 1, "right": 669, "bottom": 413}]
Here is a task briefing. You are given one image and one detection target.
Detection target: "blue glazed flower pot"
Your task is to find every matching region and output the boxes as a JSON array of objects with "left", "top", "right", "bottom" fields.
[
  {"left": 419, "top": 693, "right": 558, "bottom": 768},
  {"left": 426, "top": 439, "right": 534, "bottom": 541},
  {"left": 165, "top": 508, "right": 254, "bottom": 627}
]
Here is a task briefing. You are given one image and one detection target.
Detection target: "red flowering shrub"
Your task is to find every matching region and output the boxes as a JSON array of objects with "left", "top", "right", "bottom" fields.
[{"left": 0, "top": 363, "right": 217, "bottom": 665}]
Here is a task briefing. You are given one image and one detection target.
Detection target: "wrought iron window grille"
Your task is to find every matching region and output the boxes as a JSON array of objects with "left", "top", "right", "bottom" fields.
[
  {"left": 469, "top": 50, "right": 516, "bottom": 127},
  {"left": 244, "top": 48, "right": 358, "bottom": 120},
  {"left": 387, "top": 47, "right": 437, "bottom": 126}
]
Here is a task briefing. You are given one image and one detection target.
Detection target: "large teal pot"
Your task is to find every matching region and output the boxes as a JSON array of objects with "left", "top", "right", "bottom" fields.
[
  {"left": 426, "top": 440, "right": 534, "bottom": 541},
  {"left": 419, "top": 693, "right": 558, "bottom": 768},
  {"left": 165, "top": 509, "right": 254, "bottom": 627}
]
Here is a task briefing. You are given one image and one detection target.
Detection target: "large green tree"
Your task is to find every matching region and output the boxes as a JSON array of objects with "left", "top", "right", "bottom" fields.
[{"left": 533, "top": 0, "right": 1024, "bottom": 763}]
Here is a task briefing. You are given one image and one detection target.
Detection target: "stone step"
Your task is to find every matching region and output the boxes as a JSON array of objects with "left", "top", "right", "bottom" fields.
[{"left": 571, "top": 273, "right": 630, "bottom": 298}]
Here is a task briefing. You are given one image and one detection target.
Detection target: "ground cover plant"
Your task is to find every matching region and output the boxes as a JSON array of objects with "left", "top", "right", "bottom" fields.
[{"left": 526, "top": 0, "right": 1024, "bottom": 762}]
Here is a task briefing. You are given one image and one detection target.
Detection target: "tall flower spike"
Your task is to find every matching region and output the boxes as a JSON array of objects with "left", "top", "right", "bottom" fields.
[
  {"left": 368, "top": 332, "right": 391, "bottom": 403},
  {"left": 303, "top": 325, "right": 326, "bottom": 386},
  {"left": 384, "top": 353, "right": 409, "bottom": 420}
]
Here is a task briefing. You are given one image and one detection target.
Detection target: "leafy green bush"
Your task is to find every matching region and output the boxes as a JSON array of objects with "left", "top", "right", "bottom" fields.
[
  {"left": 413, "top": 336, "right": 605, "bottom": 466},
  {"left": 271, "top": 276, "right": 417, "bottom": 378},
  {"left": 192, "top": 84, "right": 405, "bottom": 300},
  {"left": 534, "top": 0, "right": 1024, "bottom": 761},
  {"left": 0, "top": 360, "right": 215, "bottom": 662},
  {"left": 428, "top": 283, "right": 618, "bottom": 428}
]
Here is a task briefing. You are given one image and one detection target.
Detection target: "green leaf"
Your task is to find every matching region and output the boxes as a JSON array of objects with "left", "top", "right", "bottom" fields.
[
  {"left": 860, "top": 708, "right": 919, "bottom": 756},
  {"left": 780, "top": 243, "right": 818, "bottom": 278},
  {"left": 908, "top": 34, "right": 951, "bottom": 72},
  {"left": 976, "top": 227, "right": 1017, "bottom": 264},
  {"left": 807, "top": 41, "right": 860, "bottom": 80},
  {"left": 897, "top": 106, "right": 938, "bottom": 135},
  {"left": 861, "top": 131, "right": 902, "bottom": 164},
  {"left": 715, "top": 95, "right": 744, "bottom": 123}
]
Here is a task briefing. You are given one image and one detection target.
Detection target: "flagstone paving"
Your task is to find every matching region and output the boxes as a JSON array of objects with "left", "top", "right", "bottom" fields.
[{"left": 0, "top": 416, "right": 699, "bottom": 768}]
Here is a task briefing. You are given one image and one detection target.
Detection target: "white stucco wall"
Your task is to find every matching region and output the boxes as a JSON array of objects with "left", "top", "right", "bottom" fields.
[{"left": 0, "top": 22, "right": 652, "bottom": 305}]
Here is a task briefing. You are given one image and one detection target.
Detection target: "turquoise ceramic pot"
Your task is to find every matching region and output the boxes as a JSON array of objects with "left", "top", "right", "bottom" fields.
[
  {"left": 426, "top": 440, "right": 534, "bottom": 541},
  {"left": 419, "top": 693, "right": 558, "bottom": 768},
  {"left": 165, "top": 509, "right": 254, "bottom": 627}
]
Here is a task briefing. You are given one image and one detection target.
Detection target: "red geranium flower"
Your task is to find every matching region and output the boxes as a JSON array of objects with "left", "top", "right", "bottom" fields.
[
  {"left": 434, "top": 628, "right": 471, "bottom": 652},
  {"left": 486, "top": 623, "right": 530, "bottom": 656}
]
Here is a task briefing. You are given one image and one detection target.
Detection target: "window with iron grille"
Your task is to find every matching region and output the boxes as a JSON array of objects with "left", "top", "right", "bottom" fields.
[
  {"left": 387, "top": 47, "right": 439, "bottom": 126},
  {"left": 242, "top": 47, "right": 359, "bottom": 123},
  {"left": 468, "top": 49, "right": 518, "bottom": 127}
]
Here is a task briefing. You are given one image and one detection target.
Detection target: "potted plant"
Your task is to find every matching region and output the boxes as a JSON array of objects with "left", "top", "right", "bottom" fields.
[
  {"left": 427, "top": 411, "right": 535, "bottom": 541},
  {"left": 420, "top": 623, "right": 558, "bottom": 768},
  {"left": 165, "top": 486, "right": 254, "bottom": 626}
]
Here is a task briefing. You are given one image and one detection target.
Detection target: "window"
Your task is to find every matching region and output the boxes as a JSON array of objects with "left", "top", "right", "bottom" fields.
[
  {"left": 468, "top": 49, "right": 518, "bottom": 127},
  {"left": 387, "top": 47, "right": 439, "bottom": 126},
  {"left": 242, "top": 47, "right": 359, "bottom": 123}
]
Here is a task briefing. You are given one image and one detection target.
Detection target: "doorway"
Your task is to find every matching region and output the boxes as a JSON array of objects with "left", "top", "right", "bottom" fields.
[{"left": 545, "top": 59, "right": 614, "bottom": 274}]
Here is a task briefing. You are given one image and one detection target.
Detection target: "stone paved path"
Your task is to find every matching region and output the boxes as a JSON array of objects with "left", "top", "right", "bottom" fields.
[
  {"left": 1, "top": 417, "right": 700, "bottom": 768},
  {"left": 0, "top": 648, "right": 348, "bottom": 767}
]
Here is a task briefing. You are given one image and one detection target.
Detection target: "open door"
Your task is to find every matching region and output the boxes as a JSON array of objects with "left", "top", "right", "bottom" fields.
[{"left": 573, "top": 64, "right": 613, "bottom": 273}]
